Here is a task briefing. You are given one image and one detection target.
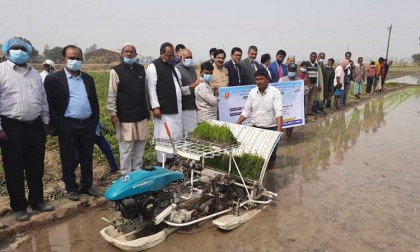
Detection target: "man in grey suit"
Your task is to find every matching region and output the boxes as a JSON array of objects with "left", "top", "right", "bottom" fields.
[{"left": 239, "top": 45, "right": 259, "bottom": 85}]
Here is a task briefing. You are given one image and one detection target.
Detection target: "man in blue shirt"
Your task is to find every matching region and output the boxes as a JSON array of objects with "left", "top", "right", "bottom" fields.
[{"left": 44, "top": 45, "right": 100, "bottom": 201}]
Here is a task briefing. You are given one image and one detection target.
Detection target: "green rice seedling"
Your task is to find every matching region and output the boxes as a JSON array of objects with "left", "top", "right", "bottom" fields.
[
  {"left": 192, "top": 122, "right": 238, "bottom": 145},
  {"left": 203, "top": 153, "right": 264, "bottom": 181}
]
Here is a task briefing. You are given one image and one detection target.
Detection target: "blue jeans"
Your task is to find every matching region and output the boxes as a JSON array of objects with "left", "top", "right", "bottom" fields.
[
  {"left": 340, "top": 83, "right": 350, "bottom": 106},
  {"left": 95, "top": 134, "right": 118, "bottom": 171},
  {"left": 73, "top": 133, "right": 118, "bottom": 172}
]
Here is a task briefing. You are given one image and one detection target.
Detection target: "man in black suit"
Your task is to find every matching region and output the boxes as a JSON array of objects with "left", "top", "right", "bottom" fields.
[
  {"left": 258, "top": 53, "right": 273, "bottom": 83},
  {"left": 44, "top": 45, "right": 100, "bottom": 201},
  {"left": 224, "top": 47, "right": 244, "bottom": 86},
  {"left": 239, "top": 45, "right": 259, "bottom": 85}
]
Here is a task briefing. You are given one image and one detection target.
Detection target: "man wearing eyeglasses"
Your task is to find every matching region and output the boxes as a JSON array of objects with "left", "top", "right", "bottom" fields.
[
  {"left": 224, "top": 47, "right": 244, "bottom": 86},
  {"left": 44, "top": 45, "right": 100, "bottom": 201},
  {"left": 147, "top": 42, "right": 198, "bottom": 165},
  {"left": 106, "top": 43, "right": 150, "bottom": 175}
]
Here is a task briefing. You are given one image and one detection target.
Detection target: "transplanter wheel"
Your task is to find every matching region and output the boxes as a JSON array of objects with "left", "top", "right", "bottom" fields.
[
  {"left": 138, "top": 196, "right": 156, "bottom": 219},
  {"left": 120, "top": 198, "right": 139, "bottom": 220}
]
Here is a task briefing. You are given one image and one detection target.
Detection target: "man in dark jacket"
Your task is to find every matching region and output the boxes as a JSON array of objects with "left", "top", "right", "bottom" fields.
[{"left": 44, "top": 45, "right": 100, "bottom": 201}]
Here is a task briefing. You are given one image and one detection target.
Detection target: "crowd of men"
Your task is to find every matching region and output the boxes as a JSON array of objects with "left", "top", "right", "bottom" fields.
[{"left": 0, "top": 37, "right": 392, "bottom": 228}]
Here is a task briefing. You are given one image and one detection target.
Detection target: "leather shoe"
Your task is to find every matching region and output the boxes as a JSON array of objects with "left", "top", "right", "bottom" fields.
[
  {"left": 31, "top": 203, "right": 54, "bottom": 212},
  {"left": 0, "top": 221, "right": 7, "bottom": 229},
  {"left": 67, "top": 191, "right": 80, "bottom": 201},
  {"left": 78, "top": 187, "right": 101, "bottom": 197},
  {"left": 14, "top": 211, "right": 30, "bottom": 222}
]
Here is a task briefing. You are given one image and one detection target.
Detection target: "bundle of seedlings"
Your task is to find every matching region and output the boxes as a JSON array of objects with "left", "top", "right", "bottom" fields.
[
  {"left": 204, "top": 153, "right": 264, "bottom": 181},
  {"left": 192, "top": 122, "right": 238, "bottom": 145}
]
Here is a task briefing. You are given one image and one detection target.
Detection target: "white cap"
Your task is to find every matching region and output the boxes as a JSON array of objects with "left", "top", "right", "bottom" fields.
[
  {"left": 121, "top": 43, "right": 136, "bottom": 52},
  {"left": 43, "top": 59, "right": 56, "bottom": 69}
]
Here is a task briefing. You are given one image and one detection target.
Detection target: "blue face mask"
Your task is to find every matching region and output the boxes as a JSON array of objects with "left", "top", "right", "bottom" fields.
[
  {"left": 124, "top": 57, "right": 138, "bottom": 65},
  {"left": 8, "top": 49, "right": 29, "bottom": 64},
  {"left": 288, "top": 72, "right": 296, "bottom": 78},
  {"left": 203, "top": 74, "right": 213, "bottom": 83},
  {"left": 184, "top": 58, "right": 193, "bottom": 67},
  {"left": 66, "top": 59, "right": 82, "bottom": 71}
]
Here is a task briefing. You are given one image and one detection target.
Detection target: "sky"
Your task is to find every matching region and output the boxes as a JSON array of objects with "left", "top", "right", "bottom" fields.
[{"left": 1, "top": 0, "right": 420, "bottom": 63}]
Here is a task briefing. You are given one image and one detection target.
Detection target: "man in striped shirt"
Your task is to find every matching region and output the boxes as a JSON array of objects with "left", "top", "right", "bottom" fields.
[{"left": 0, "top": 38, "right": 54, "bottom": 222}]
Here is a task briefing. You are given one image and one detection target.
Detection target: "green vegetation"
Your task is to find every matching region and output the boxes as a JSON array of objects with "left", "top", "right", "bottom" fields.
[
  {"left": 192, "top": 122, "right": 238, "bottom": 145},
  {"left": 204, "top": 153, "right": 264, "bottom": 181}
]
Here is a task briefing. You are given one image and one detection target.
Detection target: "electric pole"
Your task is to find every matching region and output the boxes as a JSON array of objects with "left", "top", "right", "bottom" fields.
[{"left": 385, "top": 24, "right": 392, "bottom": 60}]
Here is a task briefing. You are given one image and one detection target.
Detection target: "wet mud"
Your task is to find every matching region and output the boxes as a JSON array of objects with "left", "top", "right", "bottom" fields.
[{"left": 3, "top": 86, "right": 420, "bottom": 252}]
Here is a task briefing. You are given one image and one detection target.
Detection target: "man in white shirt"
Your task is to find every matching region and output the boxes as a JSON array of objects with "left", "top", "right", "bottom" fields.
[
  {"left": 0, "top": 38, "right": 53, "bottom": 222},
  {"left": 333, "top": 59, "right": 349, "bottom": 109},
  {"left": 147, "top": 42, "right": 198, "bottom": 164},
  {"left": 236, "top": 68, "right": 283, "bottom": 169},
  {"left": 39, "top": 59, "right": 55, "bottom": 83}
]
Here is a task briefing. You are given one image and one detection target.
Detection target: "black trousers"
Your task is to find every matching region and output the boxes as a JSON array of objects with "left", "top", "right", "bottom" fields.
[
  {"left": 58, "top": 118, "right": 95, "bottom": 193},
  {"left": 0, "top": 116, "right": 46, "bottom": 212},
  {"left": 366, "top": 77, "right": 374, "bottom": 93}
]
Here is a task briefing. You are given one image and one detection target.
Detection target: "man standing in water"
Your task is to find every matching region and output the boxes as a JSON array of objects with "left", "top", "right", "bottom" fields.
[{"left": 236, "top": 69, "right": 283, "bottom": 170}]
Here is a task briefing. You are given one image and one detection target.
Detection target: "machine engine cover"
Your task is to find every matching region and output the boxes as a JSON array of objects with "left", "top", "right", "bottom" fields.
[{"left": 105, "top": 166, "right": 184, "bottom": 201}]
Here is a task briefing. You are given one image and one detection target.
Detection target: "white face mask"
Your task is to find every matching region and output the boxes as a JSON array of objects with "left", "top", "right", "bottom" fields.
[
  {"left": 183, "top": 58, "right": 193, "bottom": 67},
  {"left": 300, "top": 67, "right": 307, "bottom": 73}
]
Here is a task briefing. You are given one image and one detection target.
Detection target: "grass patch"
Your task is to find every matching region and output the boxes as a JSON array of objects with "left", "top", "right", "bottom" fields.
[
  {"left": 385, "top": 82, "right": 400, "bottom": 86},
  {"left": 192, "top": 122, "right": 238, "bottom": 145}
]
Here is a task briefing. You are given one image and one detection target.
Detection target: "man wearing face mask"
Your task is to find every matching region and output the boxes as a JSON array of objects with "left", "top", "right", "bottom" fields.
[
  {"left": 0, "top": 38, "right": 53, "bottom": 222},
  {"left": 44, "top": 45, "right": 100, "bottom": 201},
  {"left": 175, "top": 49, "right": 199, "bottom": 134},
  {"left": 268, "top": 50, "right": 288, "bottom": 83},
  {"left": 195, "top": 61, "right": 218, "bottom": 123},
  {"left": 106, "top": 43, "right": 149, "bottom": 175},
  {"left": 173, "top": 44, "right": 185, "bottom": 66},
  {"left": 147, "top": 42, "right": 198, "bottom": 164},
  {"left": 40, "top": 59, "right": 56, "bottom": 83},
  {"left": 280, "top": 63, "right": 301, "bottom": 141}
]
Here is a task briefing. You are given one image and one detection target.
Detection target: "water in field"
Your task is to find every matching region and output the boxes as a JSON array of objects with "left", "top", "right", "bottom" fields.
[
  {"left": 3, "top": 86, "right": 420, "bottom": 252},
  {"left": 388, "top": 72, "right": 420, "bottom": 85}
]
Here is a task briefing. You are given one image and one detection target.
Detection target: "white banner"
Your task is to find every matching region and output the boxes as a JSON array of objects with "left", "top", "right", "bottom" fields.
[{"left": 218, "top": 80, "right": 305, "bottom": 128}]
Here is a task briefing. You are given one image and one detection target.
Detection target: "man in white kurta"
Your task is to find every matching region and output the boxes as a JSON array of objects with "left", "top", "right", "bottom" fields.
[{"left": 147, "top": 42, "right": 197, "bottom": 163}]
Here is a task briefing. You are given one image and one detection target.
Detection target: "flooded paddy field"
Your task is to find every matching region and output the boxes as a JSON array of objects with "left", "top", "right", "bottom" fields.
[{"left": 2, "top": 85, "right": 420, "bottom": 252}]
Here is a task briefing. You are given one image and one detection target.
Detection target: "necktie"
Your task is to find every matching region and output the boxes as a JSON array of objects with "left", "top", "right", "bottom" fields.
[
  {"left": 251, "top": 60, "right": 257, "bottom": 72},
  {"left": 234, "top": 64, "right": 240, "bottom": 83},
  {"left": 278, "top": 64, "right": 282, "bottom": 78}
]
